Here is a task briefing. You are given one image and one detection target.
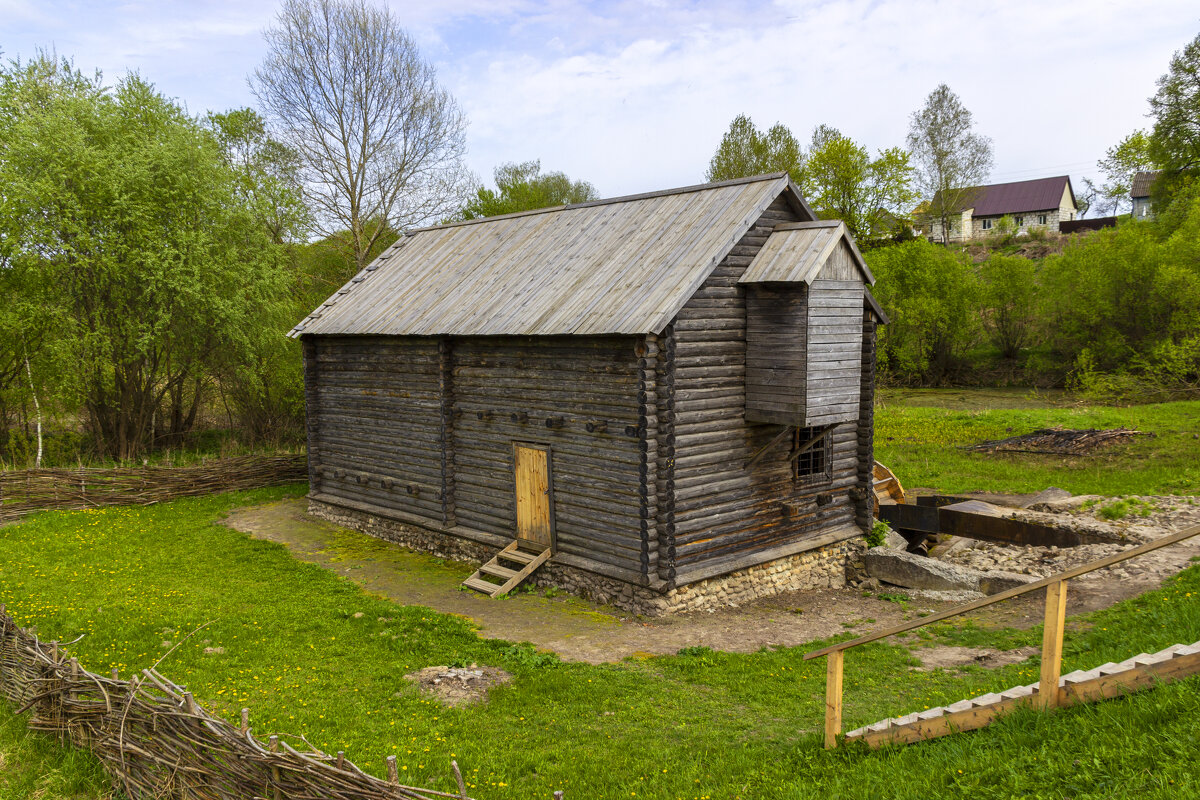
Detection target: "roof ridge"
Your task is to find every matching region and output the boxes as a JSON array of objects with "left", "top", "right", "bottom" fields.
[{"left": 402, "top": 172, "right": 791, "bottom": 235}]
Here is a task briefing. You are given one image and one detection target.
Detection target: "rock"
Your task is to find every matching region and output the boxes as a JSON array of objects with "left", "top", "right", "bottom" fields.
[
  {"left": 884, "top": 531, "right": 909, "bottom": 550},
  {"left": 978, "top": 570, "right": 1035, "bottom": 595},
  {"left": 908, "top": 589, "right": 987, "bottom": 603},
  {"left": 864, "top": 549, "right": 982, "bottom": 592},
  {"left": 927, "top": 536, "right": 974, "bottom": 559},
  {"left": 1021, "top": 487, "right": 1073, "bottom": 510},
  {"left": 859, "top": 577, "right": 881, "bottom": 591},
  {"left": 1028, "top": 494, "right": 1105, "bottom": 513}
]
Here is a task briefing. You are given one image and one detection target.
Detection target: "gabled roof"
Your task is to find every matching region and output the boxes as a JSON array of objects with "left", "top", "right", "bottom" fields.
[
  {"left": 738, "top": 221, "right": 874, "bottom": 285},
  {"left": 290, "top": 174, "right": 814, "bottom": 338},
  {"left": 1131, "top": 170, "right": 1160, "bottom": 198},
  {"left": 933, "top": 176, "right": 1076, "bottom": 216}
]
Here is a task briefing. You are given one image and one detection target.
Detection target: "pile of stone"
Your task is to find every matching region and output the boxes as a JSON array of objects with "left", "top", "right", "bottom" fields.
[{"left": 861, "top": 489, "right": 1198, "bottom": 600}]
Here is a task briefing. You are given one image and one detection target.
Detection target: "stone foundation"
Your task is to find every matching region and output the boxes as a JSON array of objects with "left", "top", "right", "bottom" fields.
[{"left": 308, "top": 497, "right": 865, "bottom": 616}]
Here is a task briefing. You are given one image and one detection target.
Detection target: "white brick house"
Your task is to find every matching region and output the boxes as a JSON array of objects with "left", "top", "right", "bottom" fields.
[{"left": 923, "top": 176, "right": 1079, "bottom": 242}]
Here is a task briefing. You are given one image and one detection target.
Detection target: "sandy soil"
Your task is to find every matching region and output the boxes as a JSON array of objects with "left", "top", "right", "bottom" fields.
[{"left": 222, "top": 497, "right": 1200, "bottom": 667}]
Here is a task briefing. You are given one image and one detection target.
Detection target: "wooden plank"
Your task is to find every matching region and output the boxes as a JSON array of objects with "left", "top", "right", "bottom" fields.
[
  {"left": 1039, "top": 580, "right": 1068, "bottom": 710},
  {"left": 824, "top": 651, "right": 844, "bottom": 749},
  {"left": 805, "top": 523, "right": 1200, "bottom": 660},
  {"left": 854, "top": 648, "right": 1200, "bottom": 748}
]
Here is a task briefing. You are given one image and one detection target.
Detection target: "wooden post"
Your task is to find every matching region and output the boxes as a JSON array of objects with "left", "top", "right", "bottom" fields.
[
  {"left": 240, "top": 707, "right": 250, "bottom": 734},
  {"left": 1039, "top": 579, "right": 1068, "bottom": 710},
  {"left": 824, "top": 650, "right": 844, "bottom": 749},
  {"left": 268, "top": 735, "right": 281, "bottom": 800},
  {"left": 386, "top": 755, "right": 398, "bottom": 783},
  {"left": 452, "top": 760, "right": 468, "bottom": 799}
]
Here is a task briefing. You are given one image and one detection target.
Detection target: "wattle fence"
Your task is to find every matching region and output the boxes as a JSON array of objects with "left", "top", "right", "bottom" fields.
[
  {"left": 0, "top": 454, "right": 308, "bottom": 523},
  {"left": 0, "top": 605, "right": 481, "bottom": 800}
]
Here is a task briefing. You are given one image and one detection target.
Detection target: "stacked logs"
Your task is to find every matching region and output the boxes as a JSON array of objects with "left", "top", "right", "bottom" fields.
[
  {"left": 0, "top": 454, "right": 308, "bottom": 523},
  {"left": 0, "top": 605, "right": 478, "bottom": 800}
]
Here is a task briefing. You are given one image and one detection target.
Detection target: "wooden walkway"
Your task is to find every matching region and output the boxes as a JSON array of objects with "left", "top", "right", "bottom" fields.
[
  {"left": 846, "top": 640, "right": 1200, "bottom": 748},
  {"left": 805, "top": 522, "right": 1200, "bottom": 749}
]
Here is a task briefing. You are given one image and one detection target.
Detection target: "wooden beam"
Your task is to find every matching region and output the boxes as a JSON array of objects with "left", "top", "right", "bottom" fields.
[
  {"left": 854, "top": 649, "right": 1200, "bottom": 748},
  {"left": 1039, "top": 580, "right": 1068, "bottom": 710},
  {"left": 824, "top": 651, "right": 844, "bottom": 750},
  {"left": 804, "top": 522, "right": 1200, "bottom": 660},
  {"left": 744, "top": 425, "right": 794, "bottom": 469}
]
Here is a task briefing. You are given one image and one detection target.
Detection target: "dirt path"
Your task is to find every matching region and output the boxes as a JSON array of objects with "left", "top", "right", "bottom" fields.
[
  {"left": 222, "top": 498, "right": 1200, "bottom": 665},
  {"left": 223, "top": 499, "right": 927, "bottom": 663}
]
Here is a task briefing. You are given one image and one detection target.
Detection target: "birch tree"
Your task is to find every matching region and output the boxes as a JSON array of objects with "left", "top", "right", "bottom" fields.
[
  {"left": 253, "top": 0, "right": 474, "bottom": 270},
  {"left": 906, "top": 84, "right": 993, "bottom": 242}
]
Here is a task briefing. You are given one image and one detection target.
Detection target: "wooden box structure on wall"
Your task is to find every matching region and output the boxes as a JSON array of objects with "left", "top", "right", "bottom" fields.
[
  {"left": 742, "top": 221, "right": 872, "bottom": 427},
  {"left": 289, "top": 173, "right": 887, "bottom": 609}
]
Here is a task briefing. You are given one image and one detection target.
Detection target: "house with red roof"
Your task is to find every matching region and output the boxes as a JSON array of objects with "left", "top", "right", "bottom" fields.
[{"left": 922, "top": 175, "right": 1079, "bottom": 242}]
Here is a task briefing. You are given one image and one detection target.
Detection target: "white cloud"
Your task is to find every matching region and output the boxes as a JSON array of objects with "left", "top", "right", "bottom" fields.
[
  {"left": 4, "top": 0, "right": 1195, "bottom": 202},
  {"left": 442, "top": 0, "right": 1198, "bottom": 197}
]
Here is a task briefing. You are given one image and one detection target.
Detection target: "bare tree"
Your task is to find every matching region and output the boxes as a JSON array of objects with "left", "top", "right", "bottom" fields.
[
  {"left": 906, "top": 84, "right": 993, "bottom": 243},
  {"left": 253, "top": 0, "right": 473, "bottom": 269}
]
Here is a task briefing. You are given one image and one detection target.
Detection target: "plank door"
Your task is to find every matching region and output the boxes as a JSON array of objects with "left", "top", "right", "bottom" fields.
[{"left": 513, "top": 443, "right": 554, "bottom": 550}]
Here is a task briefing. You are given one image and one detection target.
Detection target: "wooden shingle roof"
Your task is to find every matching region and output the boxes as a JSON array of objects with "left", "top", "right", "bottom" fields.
[
  {"left": 290, "top": 174, "right": 813, "bottom": 338},
  {"left": 738, "top": 220, "right": 874, "bottom": 285}
]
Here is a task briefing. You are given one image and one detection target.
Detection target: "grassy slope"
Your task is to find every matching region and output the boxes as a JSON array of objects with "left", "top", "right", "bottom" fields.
[
  {"left": 2, "top": 477, "right": 1200, "bottom": 799},
  {"left": 875, "top": 398, "right": 1200, "bottom": 496}
]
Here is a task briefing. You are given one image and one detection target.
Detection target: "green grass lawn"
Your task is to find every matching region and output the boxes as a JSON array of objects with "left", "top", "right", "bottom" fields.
[
  {"left": 0, "top": 703, "right": 113, "bottom": 799},
  {"left": 2, "top": 479, "right": 1200, "bottom": 799},
  {"left": 875, "top": 397, "right": 1200, "bottom": 496}
]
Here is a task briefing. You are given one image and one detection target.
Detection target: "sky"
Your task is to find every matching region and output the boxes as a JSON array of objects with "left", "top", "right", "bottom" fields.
[{"left": 2, "top": 0, "right": 1197, "bottom": 207}]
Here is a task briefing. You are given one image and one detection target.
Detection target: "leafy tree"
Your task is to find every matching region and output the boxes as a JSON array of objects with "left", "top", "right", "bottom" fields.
[
  {"left": 979, "top": 254, "right": 1038, "bottom": 359},
  {"left": 460, "top": 160, "right": 599, "bottom": 219},
  {"left": 253, "top": 0, "right": 474, "bottom": 270},
  {"left": 705, "top": 114, "right": 804, "bottom": 185},
  {"left": 866, "top": 239, "right": 981, "bottom": 383},
  {"left": 906, "top": 84, "right": 994, "bottom": 242},
  {"left": 1083, "top": 130, "right": 1159, "bottom": 216},
  {"left": 802, "top": 125, "right": 916, "bottom": 243},
  {"left": 0, "top": 56, "right": 291, "bottom": 459},
  {"left": 206, "top": 108, "right": 309, "bottom": 245},
  {"left": 1041, "top": 192, "right": 1200, "bottom": 398},
  {"left": 1149, "top": 32, "right": 1200, "bottom": 178}
]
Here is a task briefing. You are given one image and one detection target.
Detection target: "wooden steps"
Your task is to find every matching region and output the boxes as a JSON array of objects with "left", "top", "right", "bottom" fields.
[
  {"left": 845, "top": 640, "right": 1200, "bottom": 747},
  {"left": 461, "top": 542, "right": 552, "bottom": 598}
]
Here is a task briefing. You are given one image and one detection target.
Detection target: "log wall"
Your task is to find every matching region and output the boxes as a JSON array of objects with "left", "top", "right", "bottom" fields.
[
  {"left": 669, "top": 197, "right": 862, "bottom": 584},
  {"left": 306, "top": 337, "right": 444, "bottom": 519},
  {"left": 450, "top": 336, "right": 643, "bottom": 578},
  {"left": 304, "top": 334, "right": 647, "bottom": 582}
]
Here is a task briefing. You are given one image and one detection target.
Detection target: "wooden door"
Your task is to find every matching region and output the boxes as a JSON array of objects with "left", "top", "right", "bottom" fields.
[{"left": 513, "top": 443, "right": 554, "bottom": 549}]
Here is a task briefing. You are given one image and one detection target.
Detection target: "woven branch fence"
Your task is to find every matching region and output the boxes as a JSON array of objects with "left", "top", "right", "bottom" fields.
[
  {"left": 0, "top": 454, "right": 308, "bottom": 523},
  {"left": 0, "top": 605, "right": 490, "bottom": 800}
]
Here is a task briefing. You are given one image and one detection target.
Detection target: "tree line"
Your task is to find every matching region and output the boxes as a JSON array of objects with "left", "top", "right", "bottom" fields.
[{"left": 0, "top": 0, "right": 1196, "bottom": 466}]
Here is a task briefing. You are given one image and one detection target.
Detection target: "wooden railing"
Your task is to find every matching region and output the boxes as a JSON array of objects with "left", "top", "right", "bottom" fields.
[{"left": 804, "top": 523, "right": 1200, "bottom": 748}]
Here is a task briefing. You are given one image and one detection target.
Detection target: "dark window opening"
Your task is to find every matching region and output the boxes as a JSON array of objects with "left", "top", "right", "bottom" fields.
[{"left": 792, "top": 426, "right": 832, "bottom": 485}]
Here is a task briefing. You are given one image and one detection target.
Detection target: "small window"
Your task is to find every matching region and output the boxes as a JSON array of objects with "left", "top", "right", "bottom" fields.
[
  {"left": 1014, "top": 216, "right": 1024, "bottom": 226},
  {"left": 1038, "top": 214, "right": 1047, "bottom": 225},
  {"left": 792, "top": 426, "right": 832, "bottom": 485},
  {"left": 981, "top": 219, "right": 993, "bottom": 230}
]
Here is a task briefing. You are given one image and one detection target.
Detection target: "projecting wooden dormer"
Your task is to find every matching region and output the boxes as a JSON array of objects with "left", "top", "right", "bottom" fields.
[{"left": 739, "top": 220, "right": 876, "bottom": 428}]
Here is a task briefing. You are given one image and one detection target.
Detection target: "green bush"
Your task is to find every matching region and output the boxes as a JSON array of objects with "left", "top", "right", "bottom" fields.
[{"left": 866, "top": 238, "right": 982, "bottom": 384}]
